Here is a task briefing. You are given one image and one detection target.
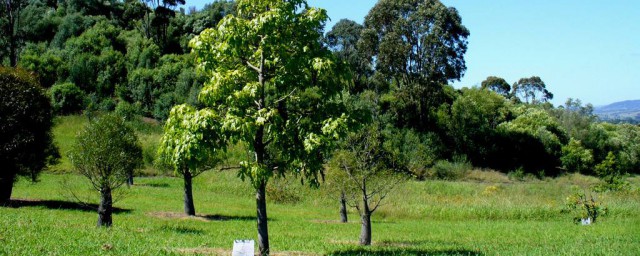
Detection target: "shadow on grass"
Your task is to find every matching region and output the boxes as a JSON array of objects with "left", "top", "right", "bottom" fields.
[
  {"left": 200, "top": 214, "right": 256, "bottom": 221},
  {"left": 135, "top": 183, "right": 170, "bottom": 188},
  {"left": 6, "top": 199, "right": 132, "bottom": 214},
  {"left": 161, "top": 225, "right": 205, "bottom": 235},
  {"left": 328, "top": 248, "right": 483, "bottom": 256}
]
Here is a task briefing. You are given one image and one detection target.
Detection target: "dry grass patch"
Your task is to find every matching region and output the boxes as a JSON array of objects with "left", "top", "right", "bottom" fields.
[{"left": 464, "top": 169, "right": 511, "bottom": 183}]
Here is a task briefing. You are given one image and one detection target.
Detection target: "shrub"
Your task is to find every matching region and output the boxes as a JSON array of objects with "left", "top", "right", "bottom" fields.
[
  {"left": 563, "top": 190, "right": 607, "bottom": 224},
  {"left": 593, "top": 152, "right": 629, "bottom": 192},
  {"left": 50, "top": 82, "right": 85, "bottom": 114},
  {"left": 266, "top": 177, "right": 301, "bottom": 204},
  {"left": 115, "top": 101, "right": 140, "bottom": 121},
  {"left": 0, "top": 67, "right": 57, "bottom": 204},
  {"left": 431, "top": 157, "right": 471, "bottom": 180}
]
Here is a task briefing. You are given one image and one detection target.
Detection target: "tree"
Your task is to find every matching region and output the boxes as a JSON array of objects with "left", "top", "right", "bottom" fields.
[
  {"left": 447, "top": 87, "right": 512, "bottom": 168},
  {"left": 481, "top": 76, "right": 510, "bottom": 97},
  {"left": 0, "top": 67, "right": 56, "bottom": 205},
  {"left": 511, "top": 76, "right": 553, "bottom": 104},
  {"left": 158, "top": 104, "right": 222, "bottom": 216},
  {"left": 190, "top": 0, "right": 348, "bottom": 254},
  {"left": 497, "top": 106, "right": 568, "bottom": 175},
  {"left": 69, "top": 114, "right": 142, "bottom": 227},
  {"left": 359, "top": 0, "right": 469, "bottom": 131},
  {"left": 328, "top": 124, "right": 407, "bottom": 245},
  {"left": 0, "top": 0, "right": 28, "bottom": 66},
  {"left": 561, "top": 138, "right": 594, "bottom": 173},
  {"left": 326, "top": 19, "right": 370, "bottom": 93}
]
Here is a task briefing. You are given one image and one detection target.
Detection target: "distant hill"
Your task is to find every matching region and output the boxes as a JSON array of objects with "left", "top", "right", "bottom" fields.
[{"left": 594, "top": 100, "right": 640, "bottom": 123}]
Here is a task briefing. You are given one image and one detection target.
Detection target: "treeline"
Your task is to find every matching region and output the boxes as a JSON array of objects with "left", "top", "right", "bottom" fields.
[
  {"left": 324, "top": 9, "right": 640, "bottom": 180},
  {"left": 0, "top": 0, "right": 234, "bottom": 120},
  {"left": 1, "top": 0, "right": 638, "bottom": 180}
]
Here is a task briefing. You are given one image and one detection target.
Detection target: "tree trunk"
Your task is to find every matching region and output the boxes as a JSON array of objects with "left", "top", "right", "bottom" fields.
[
  {"left": 360, "top": 213, "right": 372, "bottom": 246},
  {"left": 339, "top": 191, "right": 348, "bottom": 223},
  {"left": 183, "top": 169, "right": 195, "bottom": 216},
  {"left": 127, "top": 171, "right": 134, "bottom": 187},
  {"left": 257, "top": 180, "right": 269, "bottom": 255},
  {"left": 97, "top": 186, "right": 113, "bottom": 227},
  {"left": 359, "top": 193, "right": 372, "bottom": 246},
  {"left": 0, "top": 174, "right": 15, "bottom": 206}
]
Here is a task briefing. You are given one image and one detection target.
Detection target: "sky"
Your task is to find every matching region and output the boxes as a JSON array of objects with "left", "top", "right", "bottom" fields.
[{"left": 180, "top": 0, "right": 640, "bottom": 106}]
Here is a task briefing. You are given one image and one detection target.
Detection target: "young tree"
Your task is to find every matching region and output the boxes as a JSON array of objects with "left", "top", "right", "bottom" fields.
[
  {"left": 69, "top": 114, "right": 142, "bottom": 227},
  {"left": 328, "top": 124, "right": 407, "bottom": 246},
  {"left": 158, "top": 104, "right": 223, "bottom": 216},
  {"left": 190, "top": 0, "right": 348, "bottom": 254},
  {"left": 0, "top": 67, "right": 56, "bottom": 205}
]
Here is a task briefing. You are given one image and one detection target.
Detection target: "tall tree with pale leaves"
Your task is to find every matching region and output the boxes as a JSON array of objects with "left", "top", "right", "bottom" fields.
[{"left": 190, "top": 0, "right": 349, "bottom": 254}]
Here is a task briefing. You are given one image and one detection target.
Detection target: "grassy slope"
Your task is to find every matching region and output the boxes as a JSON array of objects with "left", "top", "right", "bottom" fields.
[{"left": 2, "top": 116, "right": 639, "bottom": 255}]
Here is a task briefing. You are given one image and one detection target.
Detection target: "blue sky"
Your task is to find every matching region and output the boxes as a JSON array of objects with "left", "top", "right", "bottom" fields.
[{"left": 180, "top": 0, "right": 640, "bottom": 106}]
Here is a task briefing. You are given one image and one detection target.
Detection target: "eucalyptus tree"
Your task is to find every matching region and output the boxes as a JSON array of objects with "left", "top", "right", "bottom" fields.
[
  {"left": 190, "top": 0, "right": 348, "bottom": 254},
  {"left": 359, "top": 0, "right": 469, "bottom": 130},
  {"left": 69, "top": 114, "right": 142, "bottom": 227},
  {"left": 481, "top": 76, "right": 511, "bottom": 97},
  {"left": 158, "top": 104, "right": 223, "bottom": 216},
  {"left": 326, "top": 19, "right": 370, "bottom": 93},
  {"left": 511, "top": 76, "right": 553, "bottom": 104}
]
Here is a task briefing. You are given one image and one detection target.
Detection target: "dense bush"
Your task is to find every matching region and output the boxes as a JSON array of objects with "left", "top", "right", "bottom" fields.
[
  {"left": 0, "top": 67, "right": 57, "bottom": 204},
  {"left": 50, "top": 82, "right": 85, "bottom": 114}
]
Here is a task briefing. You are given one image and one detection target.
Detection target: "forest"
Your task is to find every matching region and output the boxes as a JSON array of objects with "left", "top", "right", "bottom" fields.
[{"left": 1, "top": 0, "right": 639, "bottom": 255}]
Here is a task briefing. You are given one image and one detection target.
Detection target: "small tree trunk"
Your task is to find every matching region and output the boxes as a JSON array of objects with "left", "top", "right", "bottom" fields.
[
  {"left": 359, "top": 192, "right": 372, "bottom": 246},
  {"left": 0, "top": 174, "right": 15, "bottom": 205},
  {"left": 339, "top": 191, "right": 348, "bottom": 223},
  {"left": 183, "top": 169, "right": 195, "bottom": 216},
  {"left": 97, "top": 186, "right": 113, "bottom": 227},
  {"left": 257, "top": 180, "right": 269, "bottom": 256},
  {"left": 127, "top": 171, "right": 134, "bottom": 187},
  {"left": 360, "top": 213, "right": 372, "bottom": 246}
]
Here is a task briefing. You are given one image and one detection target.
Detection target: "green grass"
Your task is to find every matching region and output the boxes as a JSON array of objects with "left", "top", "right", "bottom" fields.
[
  {"left": 3, "top": 115, "right": 639, "bottom": 255},
  {"left": 3, "top": 171, "right": 639, "bottom": 255}
]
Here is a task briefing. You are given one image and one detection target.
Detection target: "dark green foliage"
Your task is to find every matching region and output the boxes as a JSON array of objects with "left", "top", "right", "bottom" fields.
[
  {"left": 0, "top": 67, "right": 57, "bottom": 203},
  {"left": 18, "top": 43, "right": 64, "bottom": 88},
  {"left": 446, "top": 88, "right": 512, "bottom": 168},
  {"left": 359, "top": 0, "right": 469, "bottom": 132},
  {"left": 51, "top": 13, "right": 97, "bottom": 48},
  {"left": 49, "top": 82, "right": 85, "bottom": 114},
  {"left": 114, "top": 101, "right": 140, "bottom": 121},
  {"left": 481, "top": 76, "right": 511, "bottom": 97},
  {"left": 326, "top": 19, "right": 370, "bottom": 93}
]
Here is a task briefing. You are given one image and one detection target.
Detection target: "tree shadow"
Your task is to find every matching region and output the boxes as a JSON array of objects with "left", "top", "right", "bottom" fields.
[
  {"left": 160, "top": 225, "right": 205, "bottom": 235},
  {"left": 328, "top": 248, "right": 483, "bottom": 256},
  {"left": 135, "top": 183, "right": 170, "bottom": 188},
  {"left": 200, "top": 214, "right": 257, "bottom": 221},
  {"left": 6, "top": 199, "right": 132, "bottom": 214}
]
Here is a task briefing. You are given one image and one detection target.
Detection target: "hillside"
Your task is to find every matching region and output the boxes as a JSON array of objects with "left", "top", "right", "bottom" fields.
[{"left": 595, "top": 100, "right": 640, "bottom": 123}]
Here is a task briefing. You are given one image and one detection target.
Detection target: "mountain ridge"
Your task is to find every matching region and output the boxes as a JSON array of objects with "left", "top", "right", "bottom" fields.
[{"left": 594, "top": 99, "right": 640, "bottom": 123}]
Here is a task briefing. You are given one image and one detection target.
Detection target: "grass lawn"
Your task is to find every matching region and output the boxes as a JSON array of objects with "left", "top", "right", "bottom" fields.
[
  {"left": 2, "top": 116, "right": 639, "bottom": 255},
  {"left": 2, "top": 171, "right": 639, "bottom": 255}
]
